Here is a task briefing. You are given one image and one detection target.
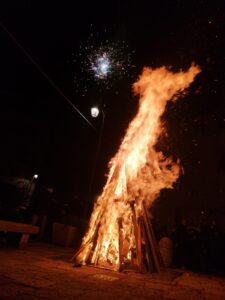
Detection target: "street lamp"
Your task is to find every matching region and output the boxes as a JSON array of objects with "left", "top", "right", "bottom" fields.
[
  {"left": 84, "top": 106, "right": 105, "bottom": 218},
  {"left": 26, "top": 173, "right": 39, "bottom": 205},
  {"left": 90, "top": 106, "right": 105, "bottom": 129},
  {"left": 91, "top": 106, "right": 100, "bottom": 118}
]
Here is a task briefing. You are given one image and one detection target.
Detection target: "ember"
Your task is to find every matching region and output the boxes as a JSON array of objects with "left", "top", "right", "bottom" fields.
[{"left": 74, "top": 65, "right": 200, "bottom": 272}]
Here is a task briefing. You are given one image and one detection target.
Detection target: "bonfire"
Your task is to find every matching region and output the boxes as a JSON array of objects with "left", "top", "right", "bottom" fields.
[{"left": 74, "top": 65, "right": 200, "bottom": 272}]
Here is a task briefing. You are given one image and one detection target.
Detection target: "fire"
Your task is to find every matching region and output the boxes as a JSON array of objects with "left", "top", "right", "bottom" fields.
[{"left": 74, "top": 64, "right": 200, "bottom": 271}]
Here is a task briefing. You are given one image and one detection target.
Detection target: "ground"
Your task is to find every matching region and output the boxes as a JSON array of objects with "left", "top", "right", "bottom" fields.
[{"left": 0, "top": 241, "right": 225, "bottom": 300}]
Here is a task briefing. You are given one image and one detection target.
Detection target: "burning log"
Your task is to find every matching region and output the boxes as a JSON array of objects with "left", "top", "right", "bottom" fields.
[
  {"left": 118, "top": 217, "right": 123, "bottom": 267},
  {"left": 73, "top": 65, "right": 200, "bottom": 273},
  {"left": 74, "top": 200, "right": 163, "bottom": 273},
  {"left": 130, "top": 201, "right": 144, "bottom": 272}
]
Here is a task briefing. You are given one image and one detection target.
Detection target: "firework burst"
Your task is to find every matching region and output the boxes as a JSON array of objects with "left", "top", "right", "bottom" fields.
[
  {"left": 90, "top": 51, "right": 111, "bottom": 79},
  {"left": 72, "top": 33, "right": 135, "bottom": 96}
]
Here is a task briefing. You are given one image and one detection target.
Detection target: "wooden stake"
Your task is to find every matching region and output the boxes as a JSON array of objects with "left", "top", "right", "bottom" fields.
[
  {"left": 142, "top": 201, "right": 162, "bottom": 273},
  {"left": 130, "top": 201, "right": 144, "bottom": 272},
  {"left": 72, "top": 222, "right": 101, "bottom": 263},
  {"left": 140, "top": 216, "right": 154, "bottom": 272},
  {"left": 118, "top": 217, "right": 123, "bottom": 270}
]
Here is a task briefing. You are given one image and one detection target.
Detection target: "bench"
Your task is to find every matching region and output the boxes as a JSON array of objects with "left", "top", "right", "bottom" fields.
[{"left": 0, "top": 220, "right": 39, "bottom": 247}]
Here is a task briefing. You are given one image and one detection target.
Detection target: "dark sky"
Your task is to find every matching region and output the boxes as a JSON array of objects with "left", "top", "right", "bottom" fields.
[{"left": 0, "top": 1, "right": 225, "bottom": 223}]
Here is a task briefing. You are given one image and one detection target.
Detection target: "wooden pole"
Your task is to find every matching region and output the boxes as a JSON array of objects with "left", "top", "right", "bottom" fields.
[
  {"left": 140, "top": 216, "right": 154, "bottom": 272},
  {"left": 142, "top": 201, "right": 162, "bottom": 273},
  {"left": 130, "top": 201, "right": 144, "bottom": 272},
  {"left": 118, "top": 217, "right": 123, "bottom": 270}
]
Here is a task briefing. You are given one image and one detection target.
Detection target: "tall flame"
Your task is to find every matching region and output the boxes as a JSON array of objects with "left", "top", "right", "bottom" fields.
[{"left": 76, "top": 64, "right": 200, "bottom": 270}]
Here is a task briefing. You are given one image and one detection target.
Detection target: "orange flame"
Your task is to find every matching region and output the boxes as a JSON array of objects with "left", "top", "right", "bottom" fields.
[{"left": 76, "top": 64, "right": 200, "bottom": 270}]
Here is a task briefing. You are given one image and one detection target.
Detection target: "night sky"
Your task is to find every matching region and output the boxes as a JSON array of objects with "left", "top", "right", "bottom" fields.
[{"left": 0, "top": 1, "right": 225, "bottom": 225}]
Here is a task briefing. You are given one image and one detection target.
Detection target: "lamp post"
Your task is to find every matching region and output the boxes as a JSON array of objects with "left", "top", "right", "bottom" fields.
[
  {"left": 27, "top": 173, "right": 39, "bottom": 197},
  {"left": 83, "top": 106, "right": 105, "bottom": 218}
]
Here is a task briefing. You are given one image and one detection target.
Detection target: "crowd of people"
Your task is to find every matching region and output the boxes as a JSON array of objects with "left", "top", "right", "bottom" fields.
[
  {"left": 0, "top": 180, "right": 86, "bottom": 243},
  {"left": 157, "top": 218, "right": 225, "bottom": 274}
]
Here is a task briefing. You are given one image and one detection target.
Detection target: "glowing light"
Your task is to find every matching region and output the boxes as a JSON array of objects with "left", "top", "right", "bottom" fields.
[
  {"left": 33, "top": 174, "right": 38, "bottom": 179},
  {"left": 91, "top": 53, "right": 111, "bottom": 79},
  {"left": 91, "top": 106, "right": 100, "bottom": 118}
]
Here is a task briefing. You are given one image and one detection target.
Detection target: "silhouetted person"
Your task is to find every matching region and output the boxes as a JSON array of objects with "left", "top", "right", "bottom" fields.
[
  {"left": 0, "top": 181, "right": 27, "bottom": 245},
  {"left": 0, "top": 182, "right": 24, "bottom": 222},
  {"left": 31, "top": 185, "right": 55, "bottom": 240}
]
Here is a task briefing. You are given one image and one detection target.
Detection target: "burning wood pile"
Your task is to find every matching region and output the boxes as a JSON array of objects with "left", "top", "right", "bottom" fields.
[
  {"left": 73, "top": 65, "right": 200, "bottom": 273},
  {"left": 74, "top": 199, "right": 162, "bottom": 272}
]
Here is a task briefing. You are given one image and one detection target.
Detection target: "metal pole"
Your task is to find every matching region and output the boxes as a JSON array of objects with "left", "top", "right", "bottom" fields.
[{"left": 83, "top": 109, "right": 105, "bottom": 218}]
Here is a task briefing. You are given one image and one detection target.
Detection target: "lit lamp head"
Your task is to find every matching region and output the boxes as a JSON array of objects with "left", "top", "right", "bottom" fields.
[
  {"left": 91, "top": 106, "right": 100, "bottom": 118},
  {"left": 33, "top": 174, "right": 39, "bottom": 179}
]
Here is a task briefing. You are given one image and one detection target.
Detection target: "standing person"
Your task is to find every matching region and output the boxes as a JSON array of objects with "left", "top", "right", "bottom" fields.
[{"left": 31, "top": 185, "right": 55, "bottom": 240}]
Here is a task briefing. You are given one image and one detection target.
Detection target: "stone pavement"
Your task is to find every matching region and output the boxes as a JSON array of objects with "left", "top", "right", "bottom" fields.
[{"left": 0, "top": 241, "right": 225, "bottom": 300}]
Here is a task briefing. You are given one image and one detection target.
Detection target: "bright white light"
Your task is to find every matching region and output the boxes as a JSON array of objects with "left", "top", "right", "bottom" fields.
[
  {"left": 98, "top": 57, "right": 110, "bottom": 75},
  {"left": 92, "top": 53, "right": 111, "bottom": 79},
  {"left": 91, "top": 107, "right": 100, "bottom": 118},
  {"left": 33, "top": 174, "right": 39, "bottom": 179}
]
